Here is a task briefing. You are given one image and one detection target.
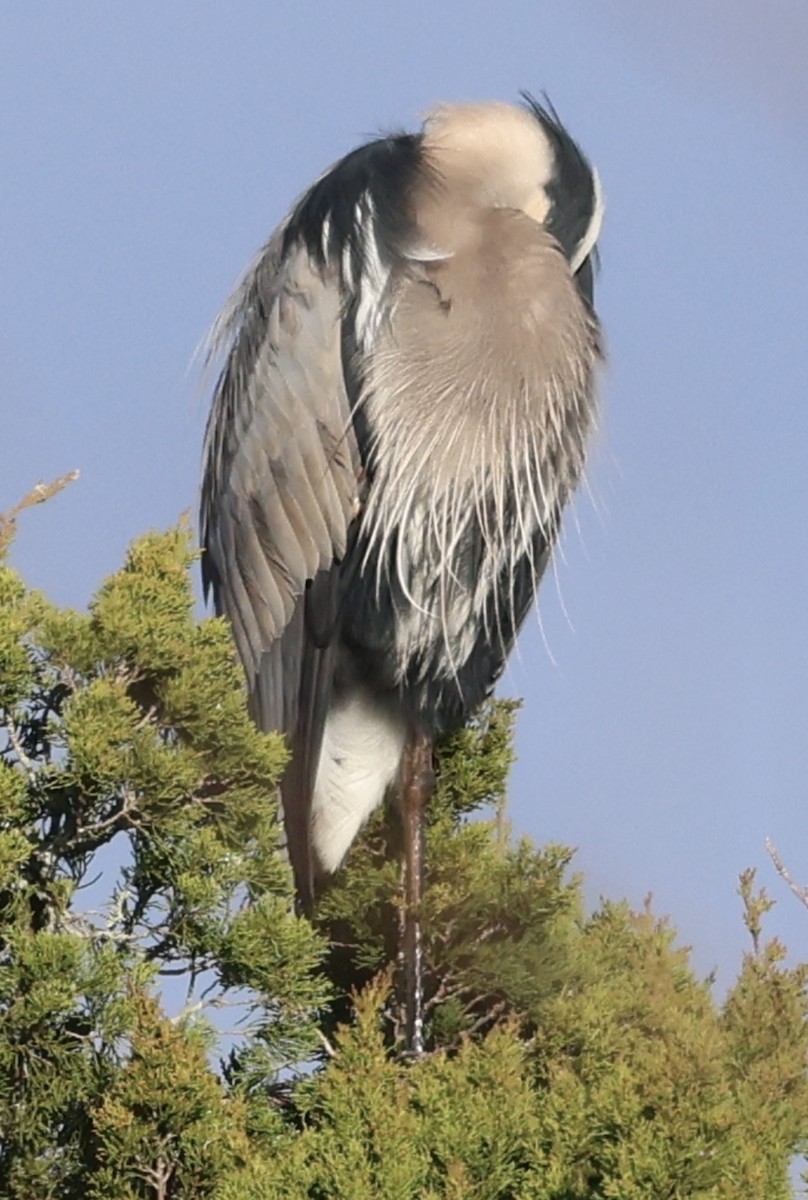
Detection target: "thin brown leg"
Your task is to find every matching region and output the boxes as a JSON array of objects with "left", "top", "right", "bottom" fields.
[{"left": 400, "top": 731, "right": 434, "bottom": 1056}]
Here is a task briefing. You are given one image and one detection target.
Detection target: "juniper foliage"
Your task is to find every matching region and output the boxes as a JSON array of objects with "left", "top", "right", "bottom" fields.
[{"left": 1, "top": 499, "right": 806, "bottom": 1198}]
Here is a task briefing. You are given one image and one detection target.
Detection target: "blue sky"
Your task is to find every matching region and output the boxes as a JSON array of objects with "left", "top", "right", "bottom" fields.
[{"left": 3, "top": 3, "right": 808, "bottom": 993}]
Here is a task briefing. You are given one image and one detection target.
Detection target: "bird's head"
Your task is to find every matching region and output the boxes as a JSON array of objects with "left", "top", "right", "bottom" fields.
[{"left": 421, "top": 96, "right": 603, "bottom": 277}]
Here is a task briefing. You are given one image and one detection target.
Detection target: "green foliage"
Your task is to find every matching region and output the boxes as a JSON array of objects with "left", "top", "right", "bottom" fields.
[
  {"left": 316, "top": 702, "right": 583, "bottom": 1044},
  {"left": 0, "top": 513, "right": 326, "bottom": 1198},
  {"left": 1, "top": 500, "right": 807, "bottom": 1197}
]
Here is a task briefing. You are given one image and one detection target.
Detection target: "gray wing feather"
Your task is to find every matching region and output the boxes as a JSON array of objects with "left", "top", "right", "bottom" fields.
[{"left": 201, "top": 233, "right": 361, "bottom": 905}]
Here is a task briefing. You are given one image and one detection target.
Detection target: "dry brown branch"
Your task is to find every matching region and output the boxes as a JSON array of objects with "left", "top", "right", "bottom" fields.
[{"left": 0, "top": 470, "right": 80, "bottom": 554}]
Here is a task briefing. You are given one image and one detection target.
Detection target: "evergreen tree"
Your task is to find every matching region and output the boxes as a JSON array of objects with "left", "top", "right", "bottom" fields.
[{"left": 1, "top": 484, "right": 806, "bottom": 1197}]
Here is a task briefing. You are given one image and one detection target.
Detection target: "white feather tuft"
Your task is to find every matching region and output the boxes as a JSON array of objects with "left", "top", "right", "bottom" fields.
[{"left": 310, "top": 687, "right": 407, "bottom": 873}]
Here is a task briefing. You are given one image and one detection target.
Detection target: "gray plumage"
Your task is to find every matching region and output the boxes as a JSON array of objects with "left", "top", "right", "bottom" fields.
[{"left": 201, "top": 97, "right": 604, "bottom": 909}]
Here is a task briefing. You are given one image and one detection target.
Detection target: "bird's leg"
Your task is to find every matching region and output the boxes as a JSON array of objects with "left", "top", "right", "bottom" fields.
[{"left": 400, "top": 731, "right": 434, "bottom": 1056}]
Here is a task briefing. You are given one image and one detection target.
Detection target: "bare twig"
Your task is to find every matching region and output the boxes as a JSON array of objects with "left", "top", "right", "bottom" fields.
[
  {"left": 81, "top": 790, "right": 140, "bottom": 838},
  {"left": 135, "top": 705, "right": 158, "bottom": 730},
  {"left": 0, "top": 470, "right": 80, "bottom": 553},
  {"left": 465, "top": 998, "right": 508, "bottom": 1037},
  {"left": 315, "top": 1028, "right": 337, "bottom": 1059},
  {"left": 3, "top": 714, "right": 37, "bottom": 779},
  {"left": 141, "top": 1156, "right": 174, "bottom": 1200},
  {"left": 766, "top": 838, "right": 808, "bottom": 912},
  {"left": 423, "top": 975, "right": 464, "bottom": 1013},
  {"left": 14, "top": 471, "right": 81, "bottom": 512}
]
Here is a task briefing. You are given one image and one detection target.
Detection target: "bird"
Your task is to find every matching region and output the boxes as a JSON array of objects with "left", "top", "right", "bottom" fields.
[{"left": 200, "top": 95, "right": 603, "bottom": 1051}]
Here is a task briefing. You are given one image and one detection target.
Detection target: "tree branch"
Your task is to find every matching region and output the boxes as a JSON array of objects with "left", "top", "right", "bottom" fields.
[{"left": 766, "top": 838, "right": 808, "bottom": 912}]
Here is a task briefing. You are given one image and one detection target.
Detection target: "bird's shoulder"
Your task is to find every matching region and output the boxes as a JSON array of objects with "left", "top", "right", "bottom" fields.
[{"left": 282, "top": 131, "right": 426, "bottom": 277}]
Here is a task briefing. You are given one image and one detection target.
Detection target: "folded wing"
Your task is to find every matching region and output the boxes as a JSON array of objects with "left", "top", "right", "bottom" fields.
[{"left": 201, "top": 233, "right": 362, "bottom": 903}]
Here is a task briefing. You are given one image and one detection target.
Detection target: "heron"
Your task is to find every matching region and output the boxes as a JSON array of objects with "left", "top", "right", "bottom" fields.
[{"left": 200, "top": 96, "right": 603, "bottom": 1053}]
